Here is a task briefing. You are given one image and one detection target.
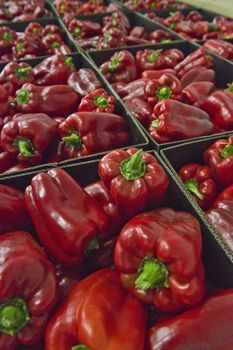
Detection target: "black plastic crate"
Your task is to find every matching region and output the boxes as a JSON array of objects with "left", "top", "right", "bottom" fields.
[
  {"left": 0, "top": 51, "right": 149, "bottom": 178},
  {"left": 1, "top": 150, "right": 233, "bottom": 288}
]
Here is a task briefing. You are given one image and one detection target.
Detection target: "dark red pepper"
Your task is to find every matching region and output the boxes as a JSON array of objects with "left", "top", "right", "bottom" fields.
[
  {"left": 180, "top": 66, "right": 215, "bottom": 89},
  {"left": 67, "top": 68, "right": 102, "bottom": 96},
  {"left": 68, "top": 18, "right": 101, "bottom": 39},
  {"left": 0, "top": 62, "right": 34, "bottom": 95},
  {"left": 182, "top": 81, "right": 215, "bottom": 109},
  {"left": 0, "top": 26, "right": 17, "bottom": 54},
  {"left": 78, "top": 88, "right": 116, "bottom": 113}
]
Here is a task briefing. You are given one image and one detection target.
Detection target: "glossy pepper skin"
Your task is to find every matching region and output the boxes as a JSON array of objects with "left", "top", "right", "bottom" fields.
[
  {"left": 0, "top": 62, "right": 34, "bottom": 95},
  {"left": 182, "top": 81, "right": 215, "bottom": 109},
  {"left": 114, "top": 208, "right": 205, "bottom": 313},
  {"left": 78, "top": 88, "right": 116, "bottom": 113},
  {"left": 149, "top": 100, "right": 215, "bottom": 143},
  {"left": 203, "top": 39, "right": 233, "bottom": 60},
  {"left": 146, "top": 289, "right": 233, "bottom": 350},
  {"left": 203, "top": 136, "right": 233, "bottom": 189},
  {"left": 125, "top": 97, "right": 152, "bottom": 127},
  {"left": 67, "top": 68, "right": 101, "bottom": 96},
  {"left": 58, "top": 112, "right": 129, "bottom": 159},
  {"left": 0, "top": 184, "right": 31, "bottom": 235},
  {"left": 145, "top": 73, "right": 182, "bottom": 106},
  {"left": 99, "top": 148, "right": 169, "bottom": 218},
  {"left": 136, "top": 49, "right": 184, "bottom": 71},
  {"left": 0, "top": 84, "right": 9, "bottom": 118},
  {"left": 0, "top": 150, "right": 16, "bottom": 173},
  {"left": 1, "top": 113, "right": 57, "bottom": 165},
  {"left": 16, "top": 83, "right": 79, "bottom": 116},
  {"left": 175, "top": 48, "right": 213, "bottom": 79},
  {"left": 100, "top": 50, "right": 137, "bottom": 83},
  {"left": 178, "top": 163, "right": 217, "bottom": 210},
  {"left": 206, "top": 184, "right": 233, "bottom": 250},
  {"left": 141, "top": 68, "right": 176, "bottom": 80},
  {"left": 0, "top": 231, "right": 58, "bottom": 349},
  {"left": 45, "top": 268, "right": 147, "bottom": 350},
  {"left": 25, "top": 168, "right": 110, "bottom": 266},
  {"left": 12, "top": 36, "right": 39, "bottom": 60},
  {"left": 180, "top": 66, "right": 215, "bottom": 89},
  {"left": 202, "top": 88, "right": 233, "bottom": 129},
  {"left": 33, "top": 54, "right": 75, "bottom": 85},
  {"left": 0, "top": 27, "right": 17, "bottom": 54},
  {"left": 41, "top": 34, "right": 64, "bottom": 55}
]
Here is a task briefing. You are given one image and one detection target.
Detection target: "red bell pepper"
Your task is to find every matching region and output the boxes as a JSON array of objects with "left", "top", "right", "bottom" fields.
[
  {"left": 121, "top": 79, "right": 149, "bottom": 101},
  {"left": 204, "top": 39, "right": 233, "bottom": 60},
  {"left": 125, "top": 97, "right": 152, "bottom": 127},
  {"left": 146, "top": 289, "right": 233, "bottom": 350},
  {"left": 57, "top": 112, "right": 129, "bottom": 159},
  {"left": 42, "top": 24, "right": 64, "bottom": 38},
  {"left": 41, "top": 34, "right": 64, "bottom": 55},
  {"left": 141, "top": 69, "right": 176, "bottom": 80},
  {"left": 97, "top": 28, "right": 126, "bottom": 50},
  {"left": 111, "top": 82, "right": 127, "bottom": 97},
  {"left": 149, "top": 99, "right": 215, "bottom": 143},
  {"left": 128, "top": 26, "right": 147, "bottom": 39},
  {"left": 0, "top": 84, "right": 9, "bottom": 118},
  {"left": 0, "top": 26, "right": 17, "bottom": 54},
  {"left": 100, "top": 50, "right": 137, "bottom": 83},
  {"left": 144, "top": 73, "right": 182, "bottom": 106},
  {"left": 202, "top": 89, "right": 233, "bottom": 129},
  {"left": 178, "top": 163, "right": 218, "bottom": 210},
  {"left": 98, "top": 148, "right": 169, "bottom": 218},
  {"left": 0, "top": 62, "right": 34, "bottom": 95},
  {"left": 33, "top": 54, "right": 75, "bottom": 86},
  {"left": 148, "top": 29, "right": 172, "bottom": 44},
  {"left": 16, "top": 83, "right": 79, "bottom": 116},
  {"left": 25, "top": 168, "right": 111, "bottom": 266},
  {"left": 78, "top": 88, "right": 116, "bottom": 113},
  {"left": 0, "top": 184, "right": 31, "bottom": 234},
  {"left": 0, "top": 231, "right": 58, "bottom": 348},
  {"left": 114, "top": 207, "right": 205, "bottom": 313},
  {"left": 1, "top": 113, "right": 57, "bottom": 165},
  {"left": 103, "top": 11, "right": 130, "bottom": 32},
  {"left": 186, "top": 10, "right": 203, "bottom": 22},
  {"left": 203, "top": 136, "right": 233, "bottom": 188},
  {"left": 45, "top": 268, "right": 147, "bottom": 350},
  {"left": 67, "top": 68, "right": 102, "bottom": 96},
  {"left": 136, "top": 48, "right": 184, "bottom": 71},
  {"left": 182, "top": 81, "right": 215, "bottom": 109},
  {"left": 68, "top": 18, "right": 101, "bottom": 39},
  {"left": 175, "top": 48, "right": 213, "bottom": 79},
  {"left": 25, "top": 22, "right": 43, "bottom": 38},
  {"left": 0, "top": 150, "right": 17, "bottom": 173},
  {"left": 180, "top": 66, "right": 215, "bottom": 89},
  {"left": 12, "top": 36, "right": 40, "bottom": 60}
]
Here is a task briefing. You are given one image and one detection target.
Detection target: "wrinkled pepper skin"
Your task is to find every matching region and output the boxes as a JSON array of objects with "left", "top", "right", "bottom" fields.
[
  {"left": 182, "top": 81, "right": 215, "bottom": 109},
  {"left": 178, "top": 163, "right": 217, "bottom": 210},
  {"left": 58, "top": 112, "right": 129, "bottom": 159},
  {"left": 16, "top": 83, "right": 79, "bottom": 116},
  {"left": 0, "top": 184, "right": 31, "bottom": 234},
  {"left": 25, "top": 168, "right": 110, "bottom": 266},
  {"left": 33, "top": 54, "right": 75, "bottom": 86},
  {"left": 114, "top": 208, "right": 205, "bottom": 313},
  {"left": 100, "top": 50, "right": 137, "bottom": 83},
  {"left": 67, "top": 68, "right": 102, "bottom": 96},
  {"left": 203, "top": 136, "right": 233, "bottom": 188},
  {"left": 202, "top": 89, "right": 233, "bottom": 129},
  {"left": 0, "top": 62, "right": 34, "bottom": 95},
  {"left": 149, "top": 99, "right": 215, "bottom": 143},
  {"left": 1, "top": 113, "right": 57, "bottom": 165},
  {"left": 146, "top": 289, "right": 233, "bottom": 350},
  {"left": 0, "top": 231, "right": 58, "bottom": 350},
  {"left": 98, "top": 148, "right": 169, "bottom": 218},
  {"left": 206, "top": 185, "right": 233, "bottom": 250},
  {"left": 45, "top": 268, "right": 147, "bottom": 350},
  {"left": 78, "top": 88, "right": 116, "bottom": 113},
  {"left": 180, "top": 66, "right": 215, "bottom": 89}
]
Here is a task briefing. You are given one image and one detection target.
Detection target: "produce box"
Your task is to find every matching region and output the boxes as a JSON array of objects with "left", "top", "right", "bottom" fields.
[
  {"left": 114, "top": 0, "right": 193, "bottom": 12},
  {"left": 0, "top": 52, "right": 148, "bottom": 179},
  {"left": 88, "top": 41, "right": 233, "bottom": 150}
]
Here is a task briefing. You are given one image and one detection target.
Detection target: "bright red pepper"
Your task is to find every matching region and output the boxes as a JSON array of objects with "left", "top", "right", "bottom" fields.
[
  {"left": 45, "top": 268, "right": 147, "bottom": 350},
  {"left": 0, "top": 62, "right": 34, "bottom": 95},
  {"left": 114, "top": 207, "right": 205, "bottom": 313},
  {"left": 15, "top": 83, "right": 79, "bottom": 116},
  {"left": 203, "top": 136, "right": 233, "bottom": 189},
  {"left": 67, "top": 68, "right": 102, "bottom": 96},
  {"left": 98, "top": 148, "right": 169, "bottom": 218},
  {"left": 25, "top": 168, "right": 111, "bottom": 266},
  {"left": 78, "top": 88, "right": 116, "bottom": 113},
  {"left": 0, "top": 231, "right": 58, "bottom": 349},
  {"left": 100, "top": 50, "right": 137, "bottom": 83},
  {"left": 180, "top": 66, "right": 215, "bottom": 89},
  {"left": 1, "top": 113, "right": 57, "bottom": 165},
  {"left": 0, "top": 26, "right": 17, "bottom": 54},
  {"left": 178, "top": 163, "right": 218, "bottom": 210},
  {"left": 141, "top": 69, "right": 176, "bottom": 80},
  {"left": 146, "top": 289, "right": 233, "bottom": 350},
  {"left": 202, "top": 89, "right": 233, "bottom": 129},
  {"left": 33, "top": 54, "right": 75, "bottom": 86},
  {"left": 182, "top": 81, "right": 215, "bottom": 109},
  {"left": 57, "top": 112, "right": 129, "bottom": 159}
]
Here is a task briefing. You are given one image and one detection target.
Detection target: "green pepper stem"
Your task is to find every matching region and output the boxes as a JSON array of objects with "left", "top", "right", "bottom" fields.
[
  {"left": 156, "top": 86, "right": 173, "bottom": 101},
  {"left": 62, "top": 132, "right": 82, "bottom": 150},
  {"left": 72, "top": 345, "right": 90, "bottom": 350},
  {"left": 169, "top": 23, "right": 177, "bottom": 30},
  {"left": 135, "top": 257, "right": 169, "bottom": 291},
  {"left": 85, "top": 237, "right": 100, "bottom": 256},
  {"left": 151, "top": 120, "right": 160, "bottom": 129},
  {"left": 109, "top": 54, "right": 122, "bottom": 72},
  {"left": 16, "top": 42, "right": 24, "bottom": 52},
  {"left": 32, "top": 28, "right": 40, "bottom": 35},
  {"left": 147, "top": 52, "right": 160, "bottom": 62},
  {"left": 220, "top": 144, "right": 233, "bottom": 158},
  {"left": 74, "top": 27, "right": 82, "bottom": 36},
  {"left": 185, "top": 179, "right": 204, "bottom": 201},
  {"left": 3, "top": 32, "right": 11, "bottom": 42},
  {"left": 51, "top": 41, "right": 60, "bottom": 49},
  {"left": 227, "top": 83, "right": 233, "bottom": 93},
  {"left": 65, "top": 56, "right": 74, "bottom": 67},
  {"left": 119, "top": 150, "right": 146, "bottom": 181},
  {"left": 0, "top": 298, "right": 30, "bottom": 336},
  {"left": 16, "top": 88, "right": 30, "bottom": 106},
  {"left": 160, "top": 39, "right": 171, "bottom": 44},
  {"left": 15, "top": 67, "right": 32, "bottom": 79},
  {"left": 14, "top": 137, "right": 35, "bottom": 158},
  {"left": 94, "top": 95, "right": 109, "bottom": 108}
]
